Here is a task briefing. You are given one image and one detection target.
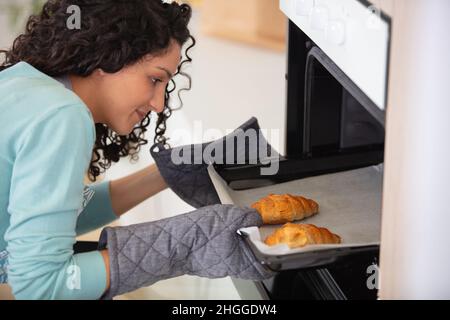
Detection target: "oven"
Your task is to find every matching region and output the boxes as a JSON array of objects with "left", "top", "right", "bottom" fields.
[
  {"left": 213, "top": 0, "right": 450, "bottom": 300},
  {"left": 213, "top": 0, "right": 391, "bottom": 300}
]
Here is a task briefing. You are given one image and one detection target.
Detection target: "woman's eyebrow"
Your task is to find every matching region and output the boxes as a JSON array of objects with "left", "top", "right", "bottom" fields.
[{"left": 156, "top": 66, "right": 175, "bottom": 79}]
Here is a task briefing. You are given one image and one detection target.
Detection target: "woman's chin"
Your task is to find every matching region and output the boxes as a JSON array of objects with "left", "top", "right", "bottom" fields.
[
  {"left": 110, "top": 125, "right": 133, "bottom": 136},
  {"left": 107, "top": 118, "right": 139, "bottom": 136}
]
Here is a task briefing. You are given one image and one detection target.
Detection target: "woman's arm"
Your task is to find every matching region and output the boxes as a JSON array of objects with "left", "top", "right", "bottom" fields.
[
  {"left": 6, "top": 105, "right": 109, "bottom": 299},
  {"left": 96, "top": 165, "right": 167, "bottom": 295},
  {"left": 109, "top": 163, "right": 168, "bottom": 217},
  {"left": 100, "top": 249, "right": 111, "bottom": 294}
]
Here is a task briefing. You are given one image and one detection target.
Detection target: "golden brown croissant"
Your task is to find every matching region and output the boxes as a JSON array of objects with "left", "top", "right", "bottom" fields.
[
  {"left": 251, "top": 194, "right": 319, "bottom": 225},
  {"left": 264, "top": 223, "right": 341, "bottom": 248}
]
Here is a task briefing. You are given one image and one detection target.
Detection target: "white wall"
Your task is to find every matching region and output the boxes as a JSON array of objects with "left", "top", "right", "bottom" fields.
[
  {"left": 380, "top": 0, "right": 450, "bottom": 299},
  {"left": 0, "top": 0, "right": 34, "bottom": 50}
]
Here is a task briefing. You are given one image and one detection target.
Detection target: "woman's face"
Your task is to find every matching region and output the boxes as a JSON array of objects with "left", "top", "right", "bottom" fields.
[{"left": 93, "top": 41, "right": 182, "bottom": 135}]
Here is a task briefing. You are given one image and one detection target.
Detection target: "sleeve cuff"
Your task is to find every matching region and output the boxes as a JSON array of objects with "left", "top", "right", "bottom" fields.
[
  {"left": 76, "top": 181, "right": 118, "bottom": 235},
  {"left": 10, "top": 250, "right": 108, "bottom": 300},
  {"left": 69, "top": 251, "right": 108, "bottom": 299}
]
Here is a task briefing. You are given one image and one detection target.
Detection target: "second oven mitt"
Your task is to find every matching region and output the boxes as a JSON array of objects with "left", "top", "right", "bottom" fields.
[
  {"left": 150, "top": 117, "right": 279, "bottom": 208},
  {"left": 97, "top": 204, "right": 274, "bottom": 299}
]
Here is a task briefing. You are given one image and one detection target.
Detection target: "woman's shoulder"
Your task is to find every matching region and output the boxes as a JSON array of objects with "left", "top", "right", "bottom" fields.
[
  {"left": 0, "top": 61, "right": 83, "bottom": 106},
  {"left": 0, "top": 62, "right": 94, "bottom": 133},
  {"left": 0, "top": 63, "right": 96, "bottom": 151}
]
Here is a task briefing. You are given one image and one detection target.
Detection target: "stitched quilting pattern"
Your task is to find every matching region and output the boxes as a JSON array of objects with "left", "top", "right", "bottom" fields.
[
  {"left": 150, "top": 117, "right": 279, "bottom": 209},
  {"left": 99, "top": 205, "right": 273, "bottom": 298}
]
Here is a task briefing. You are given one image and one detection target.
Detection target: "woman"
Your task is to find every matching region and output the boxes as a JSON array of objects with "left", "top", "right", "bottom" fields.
[{"left": 0, "top": 0, "right": 273, "bottom": 300}]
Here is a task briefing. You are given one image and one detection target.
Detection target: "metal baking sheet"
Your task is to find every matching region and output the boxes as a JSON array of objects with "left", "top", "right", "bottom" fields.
[{"left": 208, "top": 165, "right": 383, "bottom": 258}]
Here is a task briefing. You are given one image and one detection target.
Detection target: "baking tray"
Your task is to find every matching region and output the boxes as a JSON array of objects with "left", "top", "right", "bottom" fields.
[{"left": 208, "top": 164, "right": 383, "bottom": 271}]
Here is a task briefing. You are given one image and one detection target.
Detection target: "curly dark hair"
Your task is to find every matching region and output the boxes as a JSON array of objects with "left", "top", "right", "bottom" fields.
[{"left": 0, "top": 0, "right": 195, "bottom": 182}]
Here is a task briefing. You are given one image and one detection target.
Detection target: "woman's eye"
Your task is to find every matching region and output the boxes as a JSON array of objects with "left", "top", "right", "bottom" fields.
[{"left": 150, "top": 78, "right": 162, "bottom": 85}]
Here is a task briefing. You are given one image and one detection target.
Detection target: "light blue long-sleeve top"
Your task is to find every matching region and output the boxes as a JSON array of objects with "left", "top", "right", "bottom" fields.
[{"left": 0, "top": 62, "right": 118, "bottom": 299}]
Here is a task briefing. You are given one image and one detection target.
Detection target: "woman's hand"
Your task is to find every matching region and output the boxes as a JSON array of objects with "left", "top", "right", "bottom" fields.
[
  {"left": 97, "top": 204, "right": 274, "bottom": 299},
  {"left": 151, "top": 117, "right": 279, "bottom": 209}
]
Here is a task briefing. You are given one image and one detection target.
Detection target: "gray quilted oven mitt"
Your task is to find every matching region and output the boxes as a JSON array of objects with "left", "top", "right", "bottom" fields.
[
  {"left": 150, "top": 117, "right": 279, "bottom": 209},
  {"left": 98, "top": 204, "right": 274, "bottom": 299}
]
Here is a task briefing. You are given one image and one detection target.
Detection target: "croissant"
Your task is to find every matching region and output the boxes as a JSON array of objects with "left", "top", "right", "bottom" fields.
[
  {"left": 265, "top": 223, "right": 341, "bottom": 249},
  {"left": 251, "top": 194, "right": 319, "bottom": 225}
]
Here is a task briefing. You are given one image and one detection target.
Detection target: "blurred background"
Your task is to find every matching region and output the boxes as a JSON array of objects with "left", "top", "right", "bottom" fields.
[{"left": 0, "top": 0, "right": 287, "bottom": 300}]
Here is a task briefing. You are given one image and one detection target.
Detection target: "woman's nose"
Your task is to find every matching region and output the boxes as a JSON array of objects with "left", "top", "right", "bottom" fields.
[{"left": 150, "top": 91, "right": 165, "bottom": 113}]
